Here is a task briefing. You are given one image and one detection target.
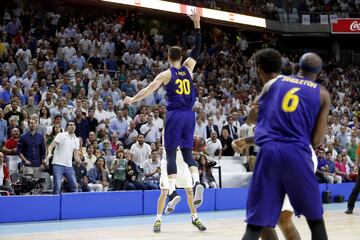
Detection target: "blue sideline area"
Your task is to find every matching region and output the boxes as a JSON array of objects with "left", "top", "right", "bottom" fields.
[{"left": 0, "top": 183, "right": 359, "bottom": 223}]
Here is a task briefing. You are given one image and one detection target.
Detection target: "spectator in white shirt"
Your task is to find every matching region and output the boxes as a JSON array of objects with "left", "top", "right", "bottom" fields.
[
  {"left": 152, "top": 108, "right": 163, "bottom": 132},
  {"left": 15, "top": 44, "right": 32, "bottom": 64},
  {"left": 62, "top": 40, "right": 76, "bottom": 62},
  {"left": 194, "top": 116, "right": 207, "bottom": 140},
  {"left": 140, "top": 115, "right": 160, "bottom": 145},
  {"left": 142, "top": 149, "right": 161, "bottom": 189},
  {"left": 206, "top": 132, "right": 223, "bottom": 160},
  {"left": 130, "top": 134, "right": 151, "bottom": 166}
]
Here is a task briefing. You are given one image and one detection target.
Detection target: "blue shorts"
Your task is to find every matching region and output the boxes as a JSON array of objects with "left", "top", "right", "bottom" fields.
[
  {"left": 164, "top": 109, "right": 195, "bottom": 150},
  {"left": 246, "top": 142, "right": 323, "bottom": 227}
]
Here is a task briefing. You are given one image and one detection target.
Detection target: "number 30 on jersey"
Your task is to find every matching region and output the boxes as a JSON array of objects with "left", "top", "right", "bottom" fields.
[
  {"left": 282, "top": 87, "right": 300, "bottom": 112},
  {"left": 175, "top": 79, "right": 191, "bottom": 95}
]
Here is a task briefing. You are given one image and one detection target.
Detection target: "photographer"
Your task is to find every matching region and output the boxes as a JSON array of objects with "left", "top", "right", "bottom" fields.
[
  {"left": 17, "top": 118, "right": 46, "bottom": 179},
  {"left": 198, "top": 154, "right": 217, "bottom": 188}
]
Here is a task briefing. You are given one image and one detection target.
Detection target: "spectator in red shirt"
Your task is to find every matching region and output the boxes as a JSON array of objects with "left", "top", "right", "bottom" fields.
[
  {"left": 0, "top": 152, "right": 14, "bottom": 194},
  {"left": 3, "top": 127, "right": 20, "bottom": 156}
]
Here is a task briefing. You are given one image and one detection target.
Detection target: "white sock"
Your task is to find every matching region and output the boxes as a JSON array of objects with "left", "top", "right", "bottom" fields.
[
  {"left": 168, "top": 179, "right": 176, "bottom": 195},
  {"left": 192, "top": 172, "right": 200, "bottom": 184},
  {"left": 156, "top": 214, "right": 162, "bottom": 221},
  {"left": 191, "top": 213, "right": 198, "bottom": 220}
]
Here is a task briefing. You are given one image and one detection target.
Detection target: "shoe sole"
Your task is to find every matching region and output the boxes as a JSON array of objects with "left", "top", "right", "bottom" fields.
[
  {"left": 165, "top": 195, "right": 181, "bottom": 215},
  {"left": 193, "top": 184, "right": 204, "bottom": 208},
  {"left": 192, "top": 223, "right": 206, "bottom": 231}
]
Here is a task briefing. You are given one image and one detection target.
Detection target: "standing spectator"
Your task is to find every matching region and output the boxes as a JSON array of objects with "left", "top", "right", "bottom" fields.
[
  {"left": 109, "top": 110, "right": 128, "bottom": 143},
  {"left": 345, "top": 143, "right": 360, "bottom": 214},
  {"left": 83, "top": 145, "right": 97, "bottom": 171},
  {"left": 152, "top": 108, "right": 163, "bottom": 132},
  {"left": 194, "top": 116, "right": 207, "bottom": 140},
  {"left": 4, "top": 100, "right": 24, "bottom": 127},
  {"left": 0, "top": 109, "right": 8, "bottom": 148},
  {"left": 47, "top": 121, "right": 81, "bottom": 194},
  {"left": 17, "top": 119, "right": 46, "bottom": 178},
  {"left": 39, "top": 106, "right": 52, "bottom": 129},
  {"left": 74, "top": 109, "right": 89, "bottom": 146},
  {"left": 220, "top": 128, "right": 234, "bottom": 156},
  {"left": 3, "top": 128, "right": 20, "bottom": 157},
  {"left": 223, "top": 116, "right": 238, "bottom": 140},
  {"left": 88, "top": 156, "right": 109, "bottom": 192},
  {"left": 0, "top": 152, "right": 14, "bottom": 194},
  {"left": 337, "top": 126, "right": 349, "bottom": 149},
  {"left": 347, "top": 137, "right": 358, "bottom": 163},
  {"left": 86, "top": 107, "right": 98, "bottom": 133},
  {"left": 130, "top": 134, "right": 151, "bottom": 166},
  {"left": 140, "top": 115, "right": 160, "bottom": 145},
  {"left": 110, "top": 149, "right": 129, "bottom": 190},
  {"left": 22, "top": 96, "right": 37, "bottom": 117},
  {"left": 206, "top": 116, "right": 219, "bottom": 139},
  {"left": 143, "top": 149, "right": 161, "bottom": 190},
  {"left": 205, "top": 131, "right": 222, "bottom": 160}
]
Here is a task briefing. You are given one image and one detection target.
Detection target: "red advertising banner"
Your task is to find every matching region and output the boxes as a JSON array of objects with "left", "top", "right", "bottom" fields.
[{"left": 331, "top": 18, "right": 360, "bottom": 34}]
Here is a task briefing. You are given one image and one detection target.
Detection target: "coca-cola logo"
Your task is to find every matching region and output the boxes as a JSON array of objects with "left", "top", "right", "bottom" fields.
[{"left": 350, "top": 21, "right": 360, "bottom": 31}]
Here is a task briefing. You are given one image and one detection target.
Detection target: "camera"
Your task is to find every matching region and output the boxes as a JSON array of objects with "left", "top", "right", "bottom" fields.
[{"left": 12, "top": 174, "right": 46, "bottom": 195}]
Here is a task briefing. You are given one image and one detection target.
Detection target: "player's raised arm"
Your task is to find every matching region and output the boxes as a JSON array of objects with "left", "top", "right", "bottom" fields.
[
  {"left": 123, "top": 70, "right": 171, "bottom": 104},
  {"left": 183, "top": 8, "right": 201, "bottom": 73},
  {"left": 311, "top": 85, "right": 331, "bottom": 148}
]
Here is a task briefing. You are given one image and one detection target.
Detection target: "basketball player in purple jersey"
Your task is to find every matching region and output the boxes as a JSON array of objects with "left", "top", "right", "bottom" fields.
[
  {"left": 233, "top": 49, "right": 330, "bottom": 240},
  {"left": 124, "top": 9, "right": 204, "bottom": 213}
]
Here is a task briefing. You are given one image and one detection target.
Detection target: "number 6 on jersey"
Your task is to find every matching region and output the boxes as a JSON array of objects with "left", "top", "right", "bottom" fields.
[{"left": 282, "top": 87, "right": 300, "bottom": 112}]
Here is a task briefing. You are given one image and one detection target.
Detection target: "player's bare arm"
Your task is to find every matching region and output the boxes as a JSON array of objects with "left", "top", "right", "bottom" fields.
[
  {"left": 311, "top": 85, "right": 331, "bottom": 147},
  {"left": 232, "top": 137, "right": 254, "bottom": 153},
  {"left": 123, "top": 70, "right": 171, "bottom": 104},
  {"left": 183, "top": 8, "right": 201, "bottom": 74}
]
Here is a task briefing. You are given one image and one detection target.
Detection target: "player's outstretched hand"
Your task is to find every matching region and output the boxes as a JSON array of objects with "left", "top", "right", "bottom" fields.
[
  {"left": 123, "top": 96, "right": 133, "bottom": 104},
  {"left": 189, "top": 8, "right": 201, "bottom": 24},
  {"left": 232, "top": 138, "right": 248, "bottom": 153}
]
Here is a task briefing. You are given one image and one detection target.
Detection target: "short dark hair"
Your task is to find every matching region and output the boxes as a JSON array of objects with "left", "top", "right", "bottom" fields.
[
  {"left": 66, "top": 120, "right": 75, "bottom": 127},
  {"left": 255, "top": 48, "right": 282, "bottom": 74},
  {"left": 168, "top": 46, "right": 182, "bottom": 62}
]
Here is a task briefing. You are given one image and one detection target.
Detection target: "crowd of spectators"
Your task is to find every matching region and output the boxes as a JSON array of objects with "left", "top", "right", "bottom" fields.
[{"left": 0, "top": 1, "right": 359, "bottom": 195}]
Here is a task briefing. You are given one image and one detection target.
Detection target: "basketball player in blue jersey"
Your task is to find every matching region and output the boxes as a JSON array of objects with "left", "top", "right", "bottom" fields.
[
  {"left": 233, "top": 49, "right": 330, "bottom": 240},
  {"left": 124, "top": 9, "right": 204, "bottom": 213}
]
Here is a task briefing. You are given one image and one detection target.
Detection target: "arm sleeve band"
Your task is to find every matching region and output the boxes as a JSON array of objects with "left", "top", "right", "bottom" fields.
[{"left": 189, "top": 29, "right": 201, "bottom": 61}]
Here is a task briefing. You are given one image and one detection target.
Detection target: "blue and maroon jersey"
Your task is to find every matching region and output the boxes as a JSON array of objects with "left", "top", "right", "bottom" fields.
[
  {"left": 255, "top": 75, "right": 321, "bottom": 148},
  {"left": 165, "top": 66, "right": 196, "bottom": 111}
]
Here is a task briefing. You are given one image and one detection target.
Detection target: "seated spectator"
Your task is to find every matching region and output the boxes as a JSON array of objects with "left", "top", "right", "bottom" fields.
[
  {"left": 72, "top": 160, "right": 88, "bottom": 192},
  {"left": 83, "top": 145, "right": 97, "bottom": 171},
  {"left": 88, "top": 157, "right": 109, "bottom": 192},
  {"left": 325, "top": 150, "right": 342, "bottom": 184},
  {"left": 316, "top": 148, "right": 332, "bottom": 183},
  {"left": 335, "top": 154, "right": 352, "bottom": 182},
  {"left": 198, "top": 154, "right": 217, "bottom": 188},
  {"left": 142, "top": 149, "right": 161, "bottom": 190},
  {"left": 124, "top": 149, "right": 147, "bottom": 190}
]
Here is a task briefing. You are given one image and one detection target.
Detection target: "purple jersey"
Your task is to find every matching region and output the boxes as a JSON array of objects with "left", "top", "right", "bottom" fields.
[
  {"left": 255, "top": 75, "right": 321, "bottom": 148},
  {"left": 165, "top": 66, "right": 196, "bottom": 111}
]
